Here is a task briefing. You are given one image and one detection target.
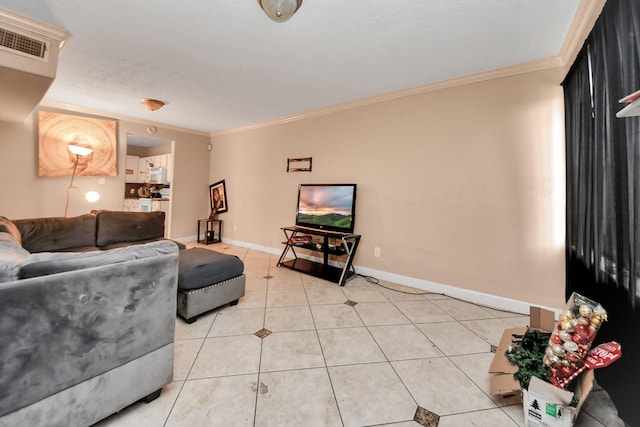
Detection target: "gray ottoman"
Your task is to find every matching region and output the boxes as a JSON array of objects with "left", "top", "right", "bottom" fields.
[{"left": 176, "top": 248, "right": 246, "bottom": 323}]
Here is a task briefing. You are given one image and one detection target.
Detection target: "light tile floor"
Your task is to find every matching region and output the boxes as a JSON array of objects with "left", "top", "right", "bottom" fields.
[{"left": 95, "top": 243, "right": 627, "bottom": 427}]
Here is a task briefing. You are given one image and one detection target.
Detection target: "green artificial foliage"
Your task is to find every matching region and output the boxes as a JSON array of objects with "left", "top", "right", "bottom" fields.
[
  {"left": 505, "top": 328, "right": 581, "bottom": 407},
  {"left": 505, "top": 328, "right": 552, "bottom": 390}
]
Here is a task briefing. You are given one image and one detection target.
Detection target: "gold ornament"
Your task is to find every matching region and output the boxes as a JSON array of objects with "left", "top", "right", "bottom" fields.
[
  {"left": 561, "top": 310, "right": 575, "bottom": 321},
  {"left": 579, "top": 304, "right": 593, "bottom": 317},
  {"left": 560, "top": 319, "right": 573, "bottom": 330}
]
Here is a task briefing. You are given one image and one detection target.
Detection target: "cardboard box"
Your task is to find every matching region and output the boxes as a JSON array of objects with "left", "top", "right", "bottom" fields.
[
  {"left": 488, "top": 307, "right": 594, "bottom": 426},
  {"left": 488, "top": 326, "right": 528, "bottom": 402},
  {"left": 522, "top": 372, "right": 593, "bottom": 427}
]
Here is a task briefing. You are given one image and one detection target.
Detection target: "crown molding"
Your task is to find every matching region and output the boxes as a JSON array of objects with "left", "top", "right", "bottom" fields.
[
  {"left": 212, "top": 0, "right": 604, "bottom": 138},
  {"left": 558, "top": 0, "right": 606, "bottom": 68},
  {"left": 212, "top": 56, "right": 566, "bottom": 137}
]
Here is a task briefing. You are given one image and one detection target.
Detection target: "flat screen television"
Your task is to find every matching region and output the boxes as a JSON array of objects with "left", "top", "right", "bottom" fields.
[{"left": 295, "top": 184, "right": 357, "bottom": 233}]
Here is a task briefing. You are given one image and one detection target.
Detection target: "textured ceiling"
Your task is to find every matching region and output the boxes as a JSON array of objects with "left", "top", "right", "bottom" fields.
[{"left": 0, "top": 0, "right": 582, "bottom": 133}]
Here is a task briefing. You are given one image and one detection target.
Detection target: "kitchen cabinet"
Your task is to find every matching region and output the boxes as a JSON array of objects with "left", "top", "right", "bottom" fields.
[
  {"left": 134, "top": 154, "right": 172, "bottom": 183},
  {"left": 125, "top": 155, "right": 139, "bottom": 183},
  {"left": 123, "top": 198, "right": 139, "bottom": 211},
  {"left": 137, "top": 156, "right": 151, "bottom": 183},
  {"left": 153, "top": 154, "right": 172, "bottom": 183}
]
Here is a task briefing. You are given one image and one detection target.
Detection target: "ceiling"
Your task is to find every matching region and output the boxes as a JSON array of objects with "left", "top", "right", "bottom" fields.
[{"left": 0, "top": 0, "right": 583, "bottom": 134}]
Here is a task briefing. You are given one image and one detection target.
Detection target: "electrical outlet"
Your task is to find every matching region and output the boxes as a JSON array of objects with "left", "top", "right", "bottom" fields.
[
  {"left": 233, "top": 225, "right": 237, "bottom": 232},
  {"left": 374, "top": 247, "right": 381, "bottom": 257}
]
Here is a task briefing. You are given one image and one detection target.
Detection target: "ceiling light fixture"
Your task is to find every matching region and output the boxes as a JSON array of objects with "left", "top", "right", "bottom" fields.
[
  {"left": 257, "top": 0, "right": 302, "bottom": 22},
  {"left": 141, "top": 98, "right": 165, "bottom": 111}
]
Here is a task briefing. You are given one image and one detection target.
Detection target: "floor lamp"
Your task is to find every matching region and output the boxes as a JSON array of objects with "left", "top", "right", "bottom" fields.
[{"left": 64, "top": 144, "right": 100, "bottom": 217}]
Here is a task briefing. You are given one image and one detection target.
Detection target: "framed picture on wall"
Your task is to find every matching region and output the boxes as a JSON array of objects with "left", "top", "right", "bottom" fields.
[
  {"left": 37, "top": 110, "right": 118, "bottom": 177},
  {"left": 209, "top": 179, "right": 228, "bottom": 215}
]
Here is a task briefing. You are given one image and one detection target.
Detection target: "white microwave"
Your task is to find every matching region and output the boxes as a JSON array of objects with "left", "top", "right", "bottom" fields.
[{"left": 148, "top": 167, "right": 167, "bottom": 184}]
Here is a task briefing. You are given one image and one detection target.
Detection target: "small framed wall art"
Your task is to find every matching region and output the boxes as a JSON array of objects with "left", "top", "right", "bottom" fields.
[{"left": 287, "top": 157, "right": 312, "bottom": 172}]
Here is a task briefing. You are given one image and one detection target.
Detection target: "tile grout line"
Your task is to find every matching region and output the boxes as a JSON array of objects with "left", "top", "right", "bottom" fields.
[
  {"left": 358, "top": 292, "right": 425, "bottom": 425},
  {"left": 301, "top": 271, "right": 347, "bottom": 427},
  {"left": 251, "top": 255, "right": 274, "bottom": 427},
  {"left": 163, "top": 310, "right": 218, "bottom": 426}
]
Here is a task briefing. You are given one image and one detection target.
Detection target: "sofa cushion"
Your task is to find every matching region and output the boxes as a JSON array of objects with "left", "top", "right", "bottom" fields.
[
  {"left": 178, "top": 248, "right": 244, "bottom": 290},
  {"left": 100, "top": 237, "right": 186, "bottom": 251},
  {"left": 96, "top": 211, "right": 165, "bottom": 247},
  {"left": 0, "top": 232, "right": 29, "bottom": 283},
  {"left": 0, "top": 216, "right": 21, "bottom": 246},
  {"left": 14, "top": 214, "right": 97, "bottom": 253},
  {"left": 19, "top": 240, "right": 178, "bottom": 279}
]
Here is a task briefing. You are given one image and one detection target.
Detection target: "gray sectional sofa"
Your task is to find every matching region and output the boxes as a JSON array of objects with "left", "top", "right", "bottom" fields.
[{"left": 0, "top": 211, "right": 182, "bottom": 426}]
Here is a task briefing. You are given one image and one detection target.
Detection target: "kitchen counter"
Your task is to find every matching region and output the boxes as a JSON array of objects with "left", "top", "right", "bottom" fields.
[{"left": 124, "top": 182, "right": 170, "bottom": 199}]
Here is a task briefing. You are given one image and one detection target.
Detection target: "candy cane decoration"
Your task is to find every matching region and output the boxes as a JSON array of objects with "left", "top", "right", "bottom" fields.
[{"left": 558, "top": 341, "right": 622, "bottom": 389}]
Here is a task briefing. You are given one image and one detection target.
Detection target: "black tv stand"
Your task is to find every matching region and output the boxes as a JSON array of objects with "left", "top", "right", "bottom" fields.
[{"left": 277, "top": 226, "right": 361, "bottom": 286}]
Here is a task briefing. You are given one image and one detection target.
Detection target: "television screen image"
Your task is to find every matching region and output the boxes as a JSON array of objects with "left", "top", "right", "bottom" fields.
[{"left": 295, "top": 184, "right": 357, "bottom": 233}]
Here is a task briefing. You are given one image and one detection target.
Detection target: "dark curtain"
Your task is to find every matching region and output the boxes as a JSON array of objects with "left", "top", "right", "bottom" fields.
[{"left": 563, "top": 0, "right": 640, "bottom": 424}]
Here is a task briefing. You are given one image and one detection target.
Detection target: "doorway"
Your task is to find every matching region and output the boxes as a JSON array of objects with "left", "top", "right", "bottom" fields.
[{"left": 125, "top": 133, "right": 174, "bottom": 236}]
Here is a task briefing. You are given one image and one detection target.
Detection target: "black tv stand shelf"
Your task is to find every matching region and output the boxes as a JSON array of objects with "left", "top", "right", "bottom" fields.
[{"left": 277, "top": 226, "right": 361, "bottom": 286}]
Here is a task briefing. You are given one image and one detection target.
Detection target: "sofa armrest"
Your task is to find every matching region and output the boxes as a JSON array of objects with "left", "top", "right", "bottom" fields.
[{"left": 0, "top": 240, "right": 178, "bottom": 418}]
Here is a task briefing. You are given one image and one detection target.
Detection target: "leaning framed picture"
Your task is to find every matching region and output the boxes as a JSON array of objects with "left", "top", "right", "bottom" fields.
[{"left": 209, "top": 179, "right": 228, "bottom": 215}]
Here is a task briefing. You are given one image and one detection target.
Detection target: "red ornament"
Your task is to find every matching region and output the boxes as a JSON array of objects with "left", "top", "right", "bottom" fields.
[
  {"left": 575, "top": 324, "right": 590, "bottom": 337},
  {"left": 576, "top": 316, "right": 590, "bottom": 326},
  {"left": 566, "top": 352, "right": 580, "bottom": 363},
  {"left": 572, "top": 333, "right": 587, "bottom": 346},
  {"left": 561, "top": 366, "right": 575, "bottom": 377},
  {"left": 551, "top": 333, "right": 563, "bottom": 345}
]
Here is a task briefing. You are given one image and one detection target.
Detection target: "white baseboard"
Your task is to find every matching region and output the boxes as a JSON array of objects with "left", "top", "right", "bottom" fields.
[
  {"left": 172, "top": 235, "right": 197, "bottom": 243},
  {"left": 175, "top": 236, "right": 561, "bottom": 318}
]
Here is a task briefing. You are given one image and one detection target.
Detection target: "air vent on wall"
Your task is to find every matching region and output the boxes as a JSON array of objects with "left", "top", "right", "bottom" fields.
[
  {"left": 0, "top": 7, "right": 70, "bottom": 122},
  {"left": 0, "top": 27, "right": 46, "bottom": 59}
]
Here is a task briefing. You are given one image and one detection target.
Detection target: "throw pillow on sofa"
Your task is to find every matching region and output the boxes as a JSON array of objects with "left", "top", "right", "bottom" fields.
[
  {"left": 95, "top": 210, "right": 165, "bottom": 247},
  {"left": 0, "top": 216, "right": 21, "bottom": 246},
  {"left": 14, "top": 214, "right": 97, "bottom": 253}
]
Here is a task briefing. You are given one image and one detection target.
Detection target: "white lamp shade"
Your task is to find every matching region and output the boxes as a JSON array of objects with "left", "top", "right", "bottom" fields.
[{"left": 68, "top": 144, "right": 94, "bottom": 156}]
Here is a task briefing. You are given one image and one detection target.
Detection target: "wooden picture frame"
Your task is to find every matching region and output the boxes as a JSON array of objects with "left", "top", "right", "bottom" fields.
[
  {"left": 209, "top": 179, "right": 228, "bottom": 215},
  {"left": 37, "top": 110, "right": 118, "bottom": 177},
  {"left": 287, "top": 157, "right": 312, "bottom": 172}
]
